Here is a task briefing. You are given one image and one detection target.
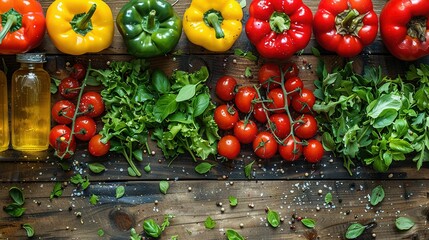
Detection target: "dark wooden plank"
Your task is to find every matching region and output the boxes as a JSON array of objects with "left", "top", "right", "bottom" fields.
[{"left": 1, "top": 180, "right": 429, "bottom": 239}]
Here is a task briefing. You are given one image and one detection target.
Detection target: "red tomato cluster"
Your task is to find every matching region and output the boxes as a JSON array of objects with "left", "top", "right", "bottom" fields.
[
  {"left": 214, "top": 62, "right": 324, "bottom": 164},
  {"left": 49, "top": 63, "right": 110, "bottom": 159}
]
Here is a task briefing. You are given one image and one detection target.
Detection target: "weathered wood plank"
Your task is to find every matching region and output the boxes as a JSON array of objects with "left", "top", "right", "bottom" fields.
[{"left": 1, "top": 180, "right": 428, "bottom": 239}]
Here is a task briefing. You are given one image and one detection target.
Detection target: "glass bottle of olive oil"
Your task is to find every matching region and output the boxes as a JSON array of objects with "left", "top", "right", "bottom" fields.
[
  {"left": 0, "top": 69, "right": 8, "bottom": 152},
  {"left": 11, "top": 53, "right": 51, "bottom": 151}
]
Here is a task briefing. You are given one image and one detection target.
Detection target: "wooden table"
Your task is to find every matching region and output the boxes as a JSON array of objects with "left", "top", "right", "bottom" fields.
[{"left": 1, "top": 0, "right": 429, "bottom": 239}]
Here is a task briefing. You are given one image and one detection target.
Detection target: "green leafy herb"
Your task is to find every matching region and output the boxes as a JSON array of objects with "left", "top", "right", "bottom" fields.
[
  {"left": 226, "top": 229, "right": 245, "bottom": 240},
  {"left": 143, "top": 214, "right": 173, "bottom": 238},
  {"left": 229, "top": 196, "right": 238, "bottom": 207},
  {"left": 267, "top": 208, "right": 280, "bottom": 228},
  {"left": 170, "top": 235, "right": 178, "bottom": 240},
  {"left": 130, "top": 227, "right": 142, "bottom": 240},
  {"left": 325, "top": 192, "right": 332, "bottom": 204},
  {"left": 244, "top": 67, "right": 252, "bottom": 78},
  {"left": 244, "top": 160, "right": 255, "bottom": 179},
  {"left": 301, "top": 218, "right": 316, "bottom": 228},
  {"left": 144, "top": 163, "right": 151, "bottom": 173},
  {"left": 9, "top": 187, "right": 24, "bottom": 205},
  {"left": 395, "top": 217, "right": 414, "bottom": 230},
  {"left": 204, "top": 216, "right": 216, "bottom": 229},
  {"left": 234, "top": 49, "right": 257, "bottom": 61},
  {"left": 370, "top": 185, "right": 385, "bottom": 206},
  {"left": 345, "top": 223, "right": 365, "bottom": 239},
  {"left": 97, "top": 228, "right": 105, "bottom": 237},
  {"left": 70, "top": 174, "right": 90, "bottom": 190},
  {"left": 176, "top": 84, "right": 197, "bottom": 102},
  {"left": 116, "top": 186, "right": 125, "bottom": 199},
  {"left": 195, "top": 162, "right": 215, "bottom": 174},
  {"left": 50, "top": 77, "right": 61, "bottom": 94},
  {"left": 3, "top": 187, "right": 26, "bottom": 217},
  {"left": 160, "top": 181, "right": 169, "bottom": 194},
  {"left": 88, "top": 163, "right": 106, "bottom": 173},
  {"left": 50, "top": 182, "right": 63, "bottom": 199},
  {"left": 22, "top": 223, "right": 34, "bottom": 237},
  {"left": 90, "top": 194, "right": 99, "bottom": 205}
]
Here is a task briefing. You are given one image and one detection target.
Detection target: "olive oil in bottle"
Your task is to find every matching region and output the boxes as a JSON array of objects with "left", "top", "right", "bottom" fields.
[
  {"left": 0, "top": 69, "right": 8, "bottom": 152},
  {"left": 11, "top": 53, "right": 51, "bottom": 151}
]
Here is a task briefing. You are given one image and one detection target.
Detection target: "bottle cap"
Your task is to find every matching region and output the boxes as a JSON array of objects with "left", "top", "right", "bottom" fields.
[{"left": 16, "top": 53, "right": 47, "bottom": 63}]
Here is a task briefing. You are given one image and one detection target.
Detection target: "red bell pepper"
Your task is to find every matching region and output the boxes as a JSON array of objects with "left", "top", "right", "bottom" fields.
[
  {"left": 0, "top": 0, "right": 46, "bottom": 54},
  {"left": 313, "top": 0, "right": 378, "bottom": 58},
  {"left": 245, "top": 0, "right": 313, "bottom": 59},
  {"left": 380, "top": 0, "right": 429, "bottom": 61}
]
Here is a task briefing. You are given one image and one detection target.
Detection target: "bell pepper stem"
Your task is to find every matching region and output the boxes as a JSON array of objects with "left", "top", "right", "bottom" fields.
[
  {"left": 407, "top": 16, "right": 427, "bottom": 42},
  {"left": 269, "top": 12, "right": 291, "bottom": 33},
  {"left": 341, "top": 9, "right": 360, "bottom": 30},
  {"left": 206, "top": 11, "right": 225, "bottom": 39},
  {"left": 0, "top": 9, "right": 22, "bottom": 44},
  {"left": 76, "top": 4, "right": 97, "bottom": 30},
  {"left": 336, "top": 9, "right": 365, "bottom": 36},
  {"left": 147, "top": 10, "right": 156, "bottom": 31}
]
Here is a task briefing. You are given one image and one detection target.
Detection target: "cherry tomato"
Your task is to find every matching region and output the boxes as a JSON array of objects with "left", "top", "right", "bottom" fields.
[
  {"left": 303, "top": 139, "right": 324, "bottom": 163},
  {"left": 79, "top": 91, "right": 105, "bottom": 118},
  {"left": 291, "top": 88, "right": 315, "bottom": 113},
  {"left": 215, "top": 75, "right": 237, "bottom": 101},
  {"left": 69, "top": 63, "right": 86, "bottom": 81},
  {"left": 49, "top": 125, "right": 76, "bottom": 159},
  {"left": 269, "top": 113, "right": 291, "bottom": 139},
  {"left": 51, "top": 100, "right": 76, "bottom": 125},
  {"left": 285, "top": 76, "right": 304, "bottom": 97},
  {"left": 258, "top": 63, "right": 281, "bottom": 88},
  {"left": 267, "top": 88, "right": 289, "bottom": 113},
  {"left": 279, "top": 136, "right": 302, "bottom": 161},
  {"left": 88, "top": 134, "right": 111, "bottom": 157},
  {"left": 214, "top": 105, "right": 239, "bottom": 130},
  {"left": 235, "top": 86, "right": 258, "bottom": 113},
  {"left": 253, "top": 131, "right": 278, "bottom": 159},
  {"left": 283, "top": 62, "right": 299, "bottom": 80},
  {"left": 217, "top": 135, "right": 241, "bottom": 160},
  {"left": 253, "top": 103, "right": 269, "bottom": 123},
  {"left": 74, "top": 116, "right": 97, "bottom": 141},
  {"left": 293, "top": 114, "right": 318, "bottom": 139},
  {"left": 58, "top": 77, "right": 80, "bottom": 99},
  {"left": 233, "top": 120, "right": 258, "bottom": 144}
]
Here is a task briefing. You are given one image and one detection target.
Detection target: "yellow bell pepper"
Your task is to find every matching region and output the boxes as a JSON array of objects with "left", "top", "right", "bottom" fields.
[
  {"left": 183, "top": 0, "right": 243, "bottom": 52},
  {"left": 46, "top": 0, "right": 114, "bottom": 55}
]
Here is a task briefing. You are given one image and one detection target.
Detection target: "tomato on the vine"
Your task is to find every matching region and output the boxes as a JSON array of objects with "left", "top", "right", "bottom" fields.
[
  {"left": 267, "top": 88, "right": 289, "bottom": 113},
  {"left": 214, "top": 105, "right": 239, "bottom": 130},
  {"left": 88, "top": 134, "right": 110, "bottom": 157},
  {"left": 69, "top": 63, "right": 86, "bottom": 81},
  {"left": 283, "top": 62, "right": 299, "bottom": 80},
  {"left": 279, "top": 136, "right": 302, "bottom": 161},
  {"left": 233, "top": 120, "right": 258, "bottom": 144},
  {"left": 293, "top": 114, "right": 318, "bottom": 139},
  {"left": 49, "top": 125, "right": 76, "bottom": 159},
  {"left": 217, "top": 135, "right": 241, "bottom": 160},
  {"left": 285, "top": 76, "right": 304, "bottom": 97},
  {"left": 79, "top": 91, "right": 105, "bottom": 118},
  {"left": 253, "top": 103, "right": 269, "bottom": 123},
  {"left": 74, "top": 116, "right": 97, "bottom": 141},
  {"left": 235, "top": 86, "right": 258, "bottom": 113},
  {"left": 253, "top": 131, "right": 278, "bottom": 159},
  {"left": 269, "top": 113, "right": 291, "bottom": 139},
  {"left": 51, "top": 100, "right": 76, "bottom": 125},
  {"left": 58, "top": 77, "right": 80, "bottom": 99},
  {"left": 303, "top": 139, "right": 324, "bottom": 163},
  {"left": 258, "top": 63, "right": 281, "bottom": 88},
  {"left": 291, "top": 88, "right": 315, "bottom": 113},
  {"left": 215, "top": 75, "right": 237, "bottom": 101}
]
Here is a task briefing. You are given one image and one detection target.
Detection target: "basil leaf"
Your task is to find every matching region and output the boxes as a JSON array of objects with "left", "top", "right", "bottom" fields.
[
  {"left": 244, "top": 67, "right": 252, "bottom": 78},
  {"left": 160, "top": 181, "right": 169, "bottom": 194},
  {"left": 90, "top": 194, "right": 99, "bottom": 205},
  {"left": 98, "top": 228, "right": 105, "bottom": 237},
  {"left": 88, "top": 163, "right": 106, "bottom": 173},
  {"left": 50, "top": 182, "right": 63, "bottom": 199},
  {"left": 152, "top": 69, "right": 170, "bottom": 94},
  {"left": 226, "top": 229, "right": 245, "bottom": 240},
  {"left": 367, "top": 94, "right": 402, "bottom": 119},
  {"left": 267, "top": 209, "right": 280, "bottom": 228},
  {"left": 144, "top": 219, "right": 162, "bottom": 238},
  {"left": 370, "top": 185, "right": 385, "bottom": 206},
  {"left": 204, "top": 216, "right": 216, "bottom": 229},
  {"left": 244, "top": 161, "right": 255, "bottom": 179},
  {"left": 345, "top": 223, "right": 365, "bottom": 239},
  {"left": 144, "top": 163, "right": 151, "bottom": 173},
  {"left": 9, "top": 187, "right": 24, "bottom": 205},
  {"left": 176, "top": 84, "right": 196, "bottom": 102},
  {"left": 153, "top": 94, "right": 178, "bottom": 122},
  {"left": 3, "top": 203, "right": 26, "bottom": 217},
  {"left": 395, "top": 217, "right": 414, "bottom": 230},
  {"left": 22, "top": 223, "right": 34, "bottom": 237},
  {"left": 116, "top": 186, "right": 125, "bottom": 199},
  {"left": 130, "top": 227, "right": 141, "bottom": 240},
  {"left": 229, "top": 196, "right": 238, "bottom": 207},
  {"left": 192, "top": 93, "right": 210, "bottom": 117},
  {"left": 389, "top": 139, "right": 414, "bottom": 154},
  {"left": 325, "top": 192, "right": 332, "bottom": 204},
  {"left": 321, "top": 132, "right": 335, "bottom": 151},
  {"left": 195, "top": 162, "right": 215, "bottom": 174},
  {"left": 302, "top": 218, "right": 316, "bottom": 228}
]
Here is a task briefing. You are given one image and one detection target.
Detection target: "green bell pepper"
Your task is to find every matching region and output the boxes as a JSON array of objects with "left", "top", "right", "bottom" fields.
[{"left": 116, "top": 0, "right": 182, "bottom": 58}]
